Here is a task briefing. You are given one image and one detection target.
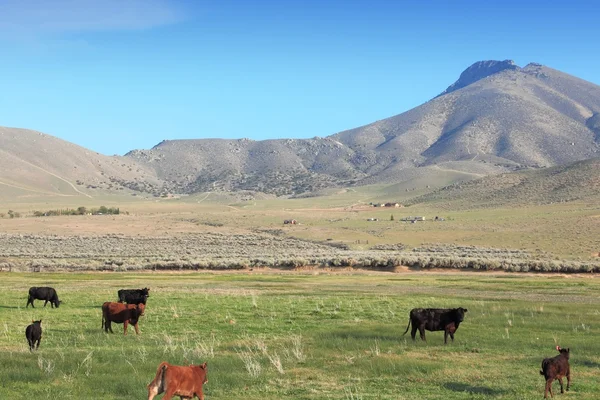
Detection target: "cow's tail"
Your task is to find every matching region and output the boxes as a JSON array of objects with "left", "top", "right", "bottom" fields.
[
  {"left": 540, "top": 359, "right": 549, "bottom": 376},
  {"left": 402, "top": 318, "right": 411, "bottom": 336},
  {"left": 148, "top": 362, "right": 168, "bottom": 394}
]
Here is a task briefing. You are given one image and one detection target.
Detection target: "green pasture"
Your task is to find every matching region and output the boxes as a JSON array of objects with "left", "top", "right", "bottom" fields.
[{"left": 0, "top": 272, "right": 599, "bottom": 399}]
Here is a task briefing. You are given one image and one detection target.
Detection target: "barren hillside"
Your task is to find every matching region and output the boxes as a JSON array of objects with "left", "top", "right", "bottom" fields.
[
  {"left": 408, "top": 157, "right": 600, "bottom": 209},
  {"left": 127, "top": 60, "right": 600, "bottom": 195},
  {"left": 0, "top": 127, "right": 160, "bottom": 200}
]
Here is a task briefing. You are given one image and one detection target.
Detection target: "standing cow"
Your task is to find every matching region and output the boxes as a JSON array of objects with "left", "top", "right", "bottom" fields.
[
  {"left": 148, "top": 361, "right": 208, "bottom": 400},
  {"left": 118, "top": 287, "right": 150, "bottom": 305},
  {"left": 540, "top": 346, "right": 571, "bottom": 398},
  {"left": 102, "top": 302, "right": 145, "bottom": 335},
  {"left": 25, "top": 320, "right": 42, "bottom": 351},
  {"left": 26, "top": 287, "right": 61, "bottom": 308},
  {"left": 402, "top": 307, "right": 468, "bottom": 344}
]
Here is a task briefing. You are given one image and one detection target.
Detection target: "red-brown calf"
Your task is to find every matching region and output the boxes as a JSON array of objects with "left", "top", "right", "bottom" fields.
[
  {"left": 147, "top": 362, "right": 208, "bottom": 400},
  {"left": 101, "top": 302, "right": 145, "bottom": 335}
]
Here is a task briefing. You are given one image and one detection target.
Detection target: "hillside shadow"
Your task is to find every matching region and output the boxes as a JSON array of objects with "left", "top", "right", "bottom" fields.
[
  {"left": 578, "top": 360, "right": 600, "bottom": 368},
  {"left": 443, "top": 382, "right": 505, "bottom": 396}
]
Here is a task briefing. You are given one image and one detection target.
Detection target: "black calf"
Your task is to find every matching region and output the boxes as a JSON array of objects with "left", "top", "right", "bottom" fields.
[{"left": 25, "top": 320, "right": 42, "bottom": 351}]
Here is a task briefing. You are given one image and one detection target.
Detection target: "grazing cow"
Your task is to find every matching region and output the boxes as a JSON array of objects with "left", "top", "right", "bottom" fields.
[
  {"left": 118, "top": 287, "right": 150, "bottom": 305},
  {"left": 402, "top": 307, "right": 468, "bottom": 344},
  {"left": 25, "top": 320, "right": 42, "bottom": 351},
  {"left": 26, "top": 287, "right": 61, "bottom": 308},
  {"left": 101, "top": 302, "right": 145, "bottom": 335},
  {"left": 540, "top": 346, "right": 571, "bottom": 398},
  {"left": 148, "top": 362, "right": 208, "bottom": 400}
]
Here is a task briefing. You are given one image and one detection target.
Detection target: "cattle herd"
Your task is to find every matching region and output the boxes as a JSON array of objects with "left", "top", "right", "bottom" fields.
[{"left": 22, "top": 286, "right": 572, "bottom": 398}]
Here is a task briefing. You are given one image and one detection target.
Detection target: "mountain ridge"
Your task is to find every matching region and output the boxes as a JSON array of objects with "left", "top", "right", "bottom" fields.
[{"left": 2, "top": 59, "right": 600, "bottom": 200}]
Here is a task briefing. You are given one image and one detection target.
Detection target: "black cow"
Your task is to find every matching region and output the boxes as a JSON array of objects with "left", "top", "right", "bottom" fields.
[
  {"left": 25, "top": 320, "right": 42, "bottom": 351},
  {"left": 402, "top": 307, "right": 468, "bottom": 344},
  {"left": 27, "top": 287, "right": 61, "bottom": 308},
  {"left": 117, "top": 287, "right": 150, "bottom": 305}
]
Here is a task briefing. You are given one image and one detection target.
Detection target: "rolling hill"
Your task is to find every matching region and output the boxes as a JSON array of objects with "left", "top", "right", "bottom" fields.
[
  {"left": 408, "top": 157, "right": 600, "bottom": 209},
  {"left": 0, "top": 126, "right": 160, "bottom": 200}
]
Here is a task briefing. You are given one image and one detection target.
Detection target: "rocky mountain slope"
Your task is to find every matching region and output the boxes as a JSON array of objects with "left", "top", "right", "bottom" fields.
[{"left": 126, "top": 60, "right": 600, "bottom": 195}]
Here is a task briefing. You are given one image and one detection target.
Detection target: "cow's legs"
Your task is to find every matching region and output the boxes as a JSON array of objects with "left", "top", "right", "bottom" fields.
[
  {"left": 27, "top": 298, "right": 34, "bottom": 308},
  {"left": 558, "top": 377, "right": 564, "bottom": 393},
  {"left": 444, "top": 330, "right": 448, "bottom": 344},
  {"left": 450, "top": 332, "right": 455, "bottom": 342},
  {"left": 123, "top": 320, "right": 129, "bottom": 335},
  {"left": 106, "top": 321, "right": 113, "bottom": 333},
  {"left": 545, "top": 379, "right": 553, "bottom": 398},
  {"left": 134, "top": 322, "right": 140, "bottom": 335},
  {"left": 566, "top": 368, "right": 571, "bottom": 391},
  {"left": 410, "top": 325, "right": 418, "bottom": 341},
  {"left": 147, "top": 384, "right": 159, "bottom": 400},
  {"left": 418, "top": 326, "right": 426, "bottom": 341},
  {"left": 161, "top": 388, "right": 176, "bottom": 400},
  {"left": 27, "top": 338, "right": 34, "bottom": 351}
]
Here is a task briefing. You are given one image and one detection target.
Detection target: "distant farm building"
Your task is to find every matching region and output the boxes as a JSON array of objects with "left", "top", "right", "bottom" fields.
[
  {"left": 366, "top": 218, "right": 378, "bottom": 221},
  {"left": 371, "top": 202, "right": 403, "bottom": 208},
  {"left": 401, "top": 216, "right": 426, "bottom": 222}
]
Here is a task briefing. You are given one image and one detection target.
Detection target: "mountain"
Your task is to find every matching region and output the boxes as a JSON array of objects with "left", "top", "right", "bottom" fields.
[
  {"left": 438, "top": 59, "right": 520, "bottom": 96},
  {"left": 408, "top": 157, "right": 600, "bottom": 209},
  {"left": 3, "top": 60, "right": 600, "bottom": 199},
  {"left": 126, "top": 60, "right": 600, "bottom": 195},
  {"left": 0, "top": 126, "right": 160, "bottom": 199}
]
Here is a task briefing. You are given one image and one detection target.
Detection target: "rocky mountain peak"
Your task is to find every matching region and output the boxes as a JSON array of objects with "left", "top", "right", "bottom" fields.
[{"left": 439, "top": 59, "right": 520, "bottom": 96}]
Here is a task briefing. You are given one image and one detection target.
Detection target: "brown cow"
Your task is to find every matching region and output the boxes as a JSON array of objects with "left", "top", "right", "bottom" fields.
[
  {"left": 147, "top": 361, "right": 208, "bottom": 400},
  {"left": 101, "top": 301, "right": 145, "bottom": 335},
  {"left": 540, "top": 346, "right": 571, "bottom": 398}
]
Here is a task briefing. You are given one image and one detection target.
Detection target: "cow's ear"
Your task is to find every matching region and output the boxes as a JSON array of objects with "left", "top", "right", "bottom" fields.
[
  {"left": 201, "top": 362, "right": 207, "bottom": 369},
  {"left": 32, "top": 319, "right": 35, "bottom": 323},
  {"left": 463, "top": 308, "right": 468, "bottom": 312},
  {"left": 556, "top": 345, "right": 561, "bottom": 351}
]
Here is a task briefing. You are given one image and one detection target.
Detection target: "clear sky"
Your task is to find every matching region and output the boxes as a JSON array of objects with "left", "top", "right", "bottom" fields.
[{"left": 1, "top": 0, "right": 599, "bottom": 155}]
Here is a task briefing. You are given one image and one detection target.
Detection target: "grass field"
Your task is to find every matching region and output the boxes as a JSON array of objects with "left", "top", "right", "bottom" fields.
[{"left": 1, "top": 271, "right": 599, "bottom": 399}]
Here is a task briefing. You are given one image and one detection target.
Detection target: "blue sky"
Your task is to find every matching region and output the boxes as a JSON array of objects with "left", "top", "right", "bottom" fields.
[{"left": 1, "top": 0, "right": 599, "bottom": 155}]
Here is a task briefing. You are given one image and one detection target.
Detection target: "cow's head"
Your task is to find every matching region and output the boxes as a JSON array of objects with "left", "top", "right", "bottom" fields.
[
  {"left": 32, "top": 319, "right": 42, "bottom": 325},
  {"left": 142, "top": 288, "right": 150, "bottom": 297},
  {"left": 200, "top": 362, "right": 208, "bottom": 384},
  {"left": 556, "top": 346, "right": 570, "bottom": 357},
  {"left": 54, "top": 300, "right": 62, "bottom": 308},
  {"left": 128, "top": 304, "right": 145, "bottom": 324},
  {"left": 454, "top": 307, "right": 468, "bottom": 322}
]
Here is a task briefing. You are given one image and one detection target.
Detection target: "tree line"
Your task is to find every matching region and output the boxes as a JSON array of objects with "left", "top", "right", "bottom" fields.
[{"left": 31, "top": 206, "right": 121, "bottom": 217}]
